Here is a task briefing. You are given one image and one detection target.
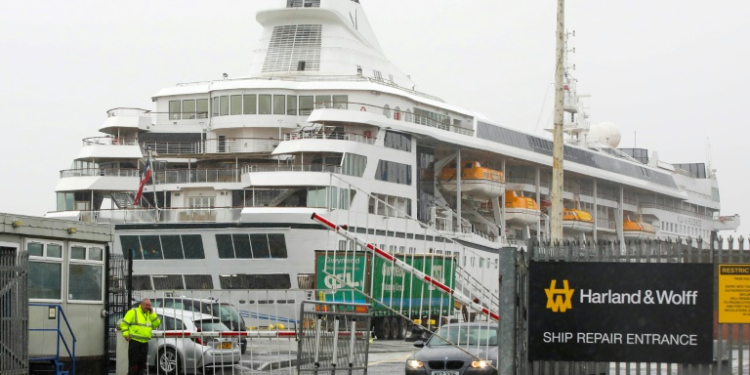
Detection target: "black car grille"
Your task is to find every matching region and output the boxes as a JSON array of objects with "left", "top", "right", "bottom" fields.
[{"left": 428, "top": 361, "right": 464, "bottom": 370}]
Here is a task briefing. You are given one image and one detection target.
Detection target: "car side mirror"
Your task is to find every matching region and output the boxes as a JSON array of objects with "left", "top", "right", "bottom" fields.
[{"left": 413, "top": 340, "right": 424, "bottom": 348}]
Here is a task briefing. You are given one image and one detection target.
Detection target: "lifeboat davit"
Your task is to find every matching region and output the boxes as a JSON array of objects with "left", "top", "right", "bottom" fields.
[
  {"left": 623, "top": 218, "right": 657, "bottom": 240},
  {"left": 440, "top": 161, "right": 505, "bottom": 199},
  {"left": 505, "top": 191, "right": 540, "bottom": 226},
  {"left": 562, "top": 209, "right": 595, "bottom": 233}
]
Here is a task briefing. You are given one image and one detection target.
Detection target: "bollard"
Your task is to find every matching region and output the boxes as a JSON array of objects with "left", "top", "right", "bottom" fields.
[{"left": 115, "top": 333, "right": 129, "bottom": 375}]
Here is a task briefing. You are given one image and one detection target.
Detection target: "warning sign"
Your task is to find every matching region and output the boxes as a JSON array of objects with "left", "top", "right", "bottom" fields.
[{"left": 718, "top": 265, "right": 750, "bottom": 323}]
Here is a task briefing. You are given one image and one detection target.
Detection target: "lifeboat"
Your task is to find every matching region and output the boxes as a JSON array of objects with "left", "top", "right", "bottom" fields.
[
  {"left": 623, "top": 218, "right": 657, "bottom": 240},
  {"left": 505, "top": 191, "right": 540, "bottom": 226},
  {"left": 562, "top": 208, "right": 595, "bottom": 233},
  {"left": 440, "top": 161, "right": 505, "bottom": 199}
]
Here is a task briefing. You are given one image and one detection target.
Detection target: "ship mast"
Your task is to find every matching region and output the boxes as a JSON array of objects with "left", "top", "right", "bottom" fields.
[{"left": 550, "top": 0, "right": 566, "bottom": 242}]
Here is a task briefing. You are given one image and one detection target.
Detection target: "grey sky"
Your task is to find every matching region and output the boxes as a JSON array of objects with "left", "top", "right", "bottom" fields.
[{"left": 1, "top": 0, "right": 747, "bottom": 238}]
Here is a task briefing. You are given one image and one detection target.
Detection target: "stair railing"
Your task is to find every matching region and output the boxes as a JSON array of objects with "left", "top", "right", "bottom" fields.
[{"left": 28, "top": 304, "right": 77, "bottom": 375}]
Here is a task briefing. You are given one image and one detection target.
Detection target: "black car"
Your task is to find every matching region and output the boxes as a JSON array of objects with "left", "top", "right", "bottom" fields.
[
  {"left": 151, "top": 297, "right": 248, "bottom": 354},
  {"left": 406, "top": 323, "right": 498, "bottom": 375}
]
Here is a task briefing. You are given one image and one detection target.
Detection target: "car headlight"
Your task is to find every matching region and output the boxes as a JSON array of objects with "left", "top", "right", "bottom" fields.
[
  {"left": 407, "top": 360, "right": 424, "bottom": 368},
  {"left": 470, "top": 360, "right": 489, "bottom": 368}
]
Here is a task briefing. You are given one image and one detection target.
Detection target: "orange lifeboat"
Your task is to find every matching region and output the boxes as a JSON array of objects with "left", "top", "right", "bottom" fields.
[
  {"left": 623, "top": 217, "right": 656, "bottom": 240},
  {"left": 440, "top": 161, "right": 505, "bottom": 199},
  {"left": 505, "top": 191, "right": 540, "bottom": 226},
  {"left": 562, "top": 208, "right": 594, "bottom": 233}
]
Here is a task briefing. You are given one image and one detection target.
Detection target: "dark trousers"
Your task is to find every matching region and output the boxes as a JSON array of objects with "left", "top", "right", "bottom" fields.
[{"left": 128, "top": 339, "right": 149, "bottom": 375}]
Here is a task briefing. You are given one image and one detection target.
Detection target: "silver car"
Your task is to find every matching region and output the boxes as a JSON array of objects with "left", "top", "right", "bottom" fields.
[{"left": 149, "top": 307, "right": 242, "bottom": 374}]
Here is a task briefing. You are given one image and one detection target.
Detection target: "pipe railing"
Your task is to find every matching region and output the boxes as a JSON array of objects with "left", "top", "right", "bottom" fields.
[
  {"left": 60, "top": 168, "right": 140, "bottom": 178},
  {"left": 28, "top": 304, "right": 76, "bottom": 375}
]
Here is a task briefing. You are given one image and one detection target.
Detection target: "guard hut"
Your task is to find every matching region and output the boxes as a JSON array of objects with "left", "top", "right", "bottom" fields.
[{"left": 0, "top": 213, "right": 113, "bottom": 375}]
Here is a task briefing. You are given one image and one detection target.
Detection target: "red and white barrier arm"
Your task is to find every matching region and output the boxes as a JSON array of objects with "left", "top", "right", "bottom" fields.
[{"left": 311, "top": 213, "right": 499, "bottom": 321}]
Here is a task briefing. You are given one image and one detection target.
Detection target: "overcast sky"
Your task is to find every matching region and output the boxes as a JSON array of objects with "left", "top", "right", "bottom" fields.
[{"left": 1, "top": 0, "right": 748, "bottom": 239}]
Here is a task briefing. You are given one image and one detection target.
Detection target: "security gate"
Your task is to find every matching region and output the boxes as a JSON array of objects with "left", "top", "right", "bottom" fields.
[
  {"left": 500, "top": 238, "right": 750, "bottom": 375},
  {"left": 297, "top": 301, "right": 371, "bottom": 375},
  {"left": 0, "top": 247, "right": 28, "bottom": 375}
]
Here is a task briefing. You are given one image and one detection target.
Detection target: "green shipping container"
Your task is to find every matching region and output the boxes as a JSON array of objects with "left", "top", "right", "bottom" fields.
[{"left": 315, "top": 251, "right": 456, "bottom": 318}]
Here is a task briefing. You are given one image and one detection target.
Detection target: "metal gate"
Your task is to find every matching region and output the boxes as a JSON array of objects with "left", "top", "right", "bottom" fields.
[
  {"left": 297, "top": 301, "right": 371, "bottom": 375},
  {"left": 0, "top": 247, "right": 29, "bottom": 375},
  {"left": 502, "top": 238, "right": 750, "bottom": 375},
  {"left": 106, "top": 252, "right": 131, "bottom": 362}
]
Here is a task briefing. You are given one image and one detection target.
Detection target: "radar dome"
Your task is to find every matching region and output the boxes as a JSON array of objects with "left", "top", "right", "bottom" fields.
[{"left": 587, "top": 122, "right": 621, "bottom": 148}]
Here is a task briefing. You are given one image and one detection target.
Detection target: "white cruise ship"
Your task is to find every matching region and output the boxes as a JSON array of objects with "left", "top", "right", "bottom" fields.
[{"left": 48, "top": 0, "right": 739, "bottom": 327}]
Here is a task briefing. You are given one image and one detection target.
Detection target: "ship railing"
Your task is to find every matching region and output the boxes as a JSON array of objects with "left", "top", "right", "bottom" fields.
[
  {"left": 242, "top": 164, "right": 342, "bottom": 174},
  {"left": 152, "top": 168, "right": 241, "bottom": 184},
  {"left": 640, "top": 203, "right": 713, "bottom": 220},
  {"left": 77, "top": 208, "right": 243, "bottom": 224},
  {"left": 312, "top": 101, "right": 474, "bottom": 137},
  {"left": 284, "top": 131, "right": 376, "bottom": 145},
  {"left": 142, "top": 138, "right": 278, "bottom": 156},
  {"left": 82, "top": 136, "right": 139, "bottom": 147},
  {"left": 106, "top": 107, "right": 151, "bottom": 117},
  {"left": 60, "top": 168, "right": 140, "bottom": 178}
]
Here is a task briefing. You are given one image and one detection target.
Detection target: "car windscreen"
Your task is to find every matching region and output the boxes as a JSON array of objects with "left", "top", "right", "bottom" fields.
[
  {"left": 428, "top": 325, "right": 498, "bottom": 347},
  {"left": 193, "top": 319, "right": 230, "bottom": 332},
  {"left": 218, "top": 304, "right": 243, "bottom": 324}
]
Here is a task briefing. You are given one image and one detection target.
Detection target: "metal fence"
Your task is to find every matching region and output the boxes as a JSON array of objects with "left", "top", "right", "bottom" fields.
[
  {"left": 107, "top": 252, "right": 131, "bottom": 362},
  {"left": 297, "top": 301, "right": 371, "bottom": 375},
  {"left": 0, "top": 248, "right": 29, "bottom": 375},
  {"left": 515, "top": 238, "right": 750, "bottom": 375}
]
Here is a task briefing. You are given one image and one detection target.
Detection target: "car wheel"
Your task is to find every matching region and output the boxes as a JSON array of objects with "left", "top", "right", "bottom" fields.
[
  {"left": 389, "top": 317, "right": 400, "bottom": 340},
  {"left": 397, "top": 318, "right": 410, "bottom": 340},
  {"left": 241, "top": 340, "right": 247, "bottom": 355},
  {"left": 157, "top": 348, "right": 180, "bottom": 375}
]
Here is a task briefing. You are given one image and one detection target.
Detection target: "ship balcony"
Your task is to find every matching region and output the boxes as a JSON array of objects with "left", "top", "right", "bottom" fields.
[
  {"left": 77, "top": 137, "right": 144, "bottom": 161},
  {"left": 76, "top": 208, "right": 243, "bottom": 224},
  {"left": 141, "top": 138, "right": 278, "bottom": 156},
  {"left": 150, "top": 164, "right": 342, "bottom": 186},
  {"left": 101, "top": 107, "right": 152, "bottom": 134},
  {"left": 308, "top": 102, "right": 474, "bottom": 137},
  {"left": 60, "top": 168, "right": 140, "bottom": 178},
  {"left": 641, "top": 203, "right": 714, "bottom": 221},
  {"left": 283, "top": 131, "right": 376, "bottom": 145}
]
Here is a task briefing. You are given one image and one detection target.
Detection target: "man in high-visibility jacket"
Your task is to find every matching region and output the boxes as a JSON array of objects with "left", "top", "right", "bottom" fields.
[{"left": 120, "top": 299, "right": 161, "bottom": 375}]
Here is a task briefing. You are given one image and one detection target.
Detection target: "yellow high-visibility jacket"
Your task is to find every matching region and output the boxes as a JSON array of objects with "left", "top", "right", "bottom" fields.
[{"left": 120, "top": 307, "right": 161, "bottom": 343}]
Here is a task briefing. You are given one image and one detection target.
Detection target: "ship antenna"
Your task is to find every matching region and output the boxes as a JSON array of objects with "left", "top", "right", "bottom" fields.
[{"left": 550, "top": 0, "right": 568, "bottom": 243}]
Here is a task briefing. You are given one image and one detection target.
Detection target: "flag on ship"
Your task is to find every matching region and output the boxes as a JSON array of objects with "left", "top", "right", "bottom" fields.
[{"left": 134, "top": 157, "right": 152, "bottom": 205}]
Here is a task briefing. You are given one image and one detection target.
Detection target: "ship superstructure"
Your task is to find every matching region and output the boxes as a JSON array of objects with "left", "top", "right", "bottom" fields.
[{"left": 47, "top": 0, "right": 738, "bottom": 325}]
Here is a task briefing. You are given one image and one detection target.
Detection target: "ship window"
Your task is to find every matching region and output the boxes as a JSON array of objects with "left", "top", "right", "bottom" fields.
[
  {"left": 119, "top": 236, "right": 142, "bottom": 259},
  {"left": 132, "top": 275, "right": 152, "bottom": 290},
  {"left": 274, "top": 95, "right": 286, "bottom": 115},
  {"left": 333, "top": 95, "right": 348, "bottom": 109},
  {"left": 196, "top": 99, "right": 209, "bottom": 119},
  {"left": 219, "top": 274, "right": 291, "bottom": 290},
  {"left": 315, "top": 95, "right": 332, "bottom": 109},
  {"left": 383, "top": 104, "right": 391, "bottom": 118},
  {"left": 287, "top": 95, "right": 298, "bottom": 115},
  {"left": 405, "top": 109, "right": 413, "bottom": 123},
  {"left": 230, "top": 95, "right": 242, "bottom": 115},
  {"left": 140, "top": 235, "right": 163, "bottom": 260},
  {"left": 169, "top": 100, "right": 181, "bottom": 120},
  {"left": 220, "top": 96, "right": 229, "bottom": 116},
  {"left": 182, "top": 235, "right": 205, "bottom": 259},
  {"left": 251, "top": 234, "right": 271, "bottom": 258},
  {"left": 152, "top": 275, "right": 185, "bottom": 290},
  {"left": 384, "top": 131, "right": 412, "bottom": 152},
  {"left": 299, "top": 96, "right": 314, "bottom": 116},
  {"left": 182, "top": 100, "right": 196, "bottom": 119},
  {"left": 216, "top": 234, "right": 235, "bottom": 259},
  {"left": 161, "top": 235, "right": 183, "bottom": 259},
  {"left": 243, "top": 94, "right": 257, "bottom": 115},
  {"left": 57, "top": 192, "right": 75, "bottom": 211},
  {"left": 184, "top": 275, "right": 213, "bottom": 289},
  {"left": 375, "top": 160, "right": 412, "bottom": 185},
  {"left": 233, "top": 234, "right": 253, "bottom": 258},
  {"left": 259, "top": 95, "right": 272, "bottom": 114},
  {"left": 212, "top": 97, "right": 219, "bottom": 117},
  {"left": 263, "top": 24, "right": 322, "bottom": 73}
]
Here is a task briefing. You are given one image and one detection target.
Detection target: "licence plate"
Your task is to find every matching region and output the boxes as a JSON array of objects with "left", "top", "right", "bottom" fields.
[
  {"left": 220, "top": 342, "right": 233, "bottom": 349},
  {"left": 432, "top": 372, "right": 459, "bottom": 375}
]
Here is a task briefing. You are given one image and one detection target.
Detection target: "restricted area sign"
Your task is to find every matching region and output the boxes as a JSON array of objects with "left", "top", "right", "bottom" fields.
[{"left": 718, "top": 264, "right": 750, "bottom": 323}]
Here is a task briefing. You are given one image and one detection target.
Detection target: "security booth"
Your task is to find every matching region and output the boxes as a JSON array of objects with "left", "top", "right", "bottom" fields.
[{"left": 0, "top": 213, "right": 113, "bottom": 375}]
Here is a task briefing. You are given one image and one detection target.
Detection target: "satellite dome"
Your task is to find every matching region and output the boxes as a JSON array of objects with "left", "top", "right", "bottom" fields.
[{"left": 588, "top": 122, "right": 621, "bottom": 148}]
